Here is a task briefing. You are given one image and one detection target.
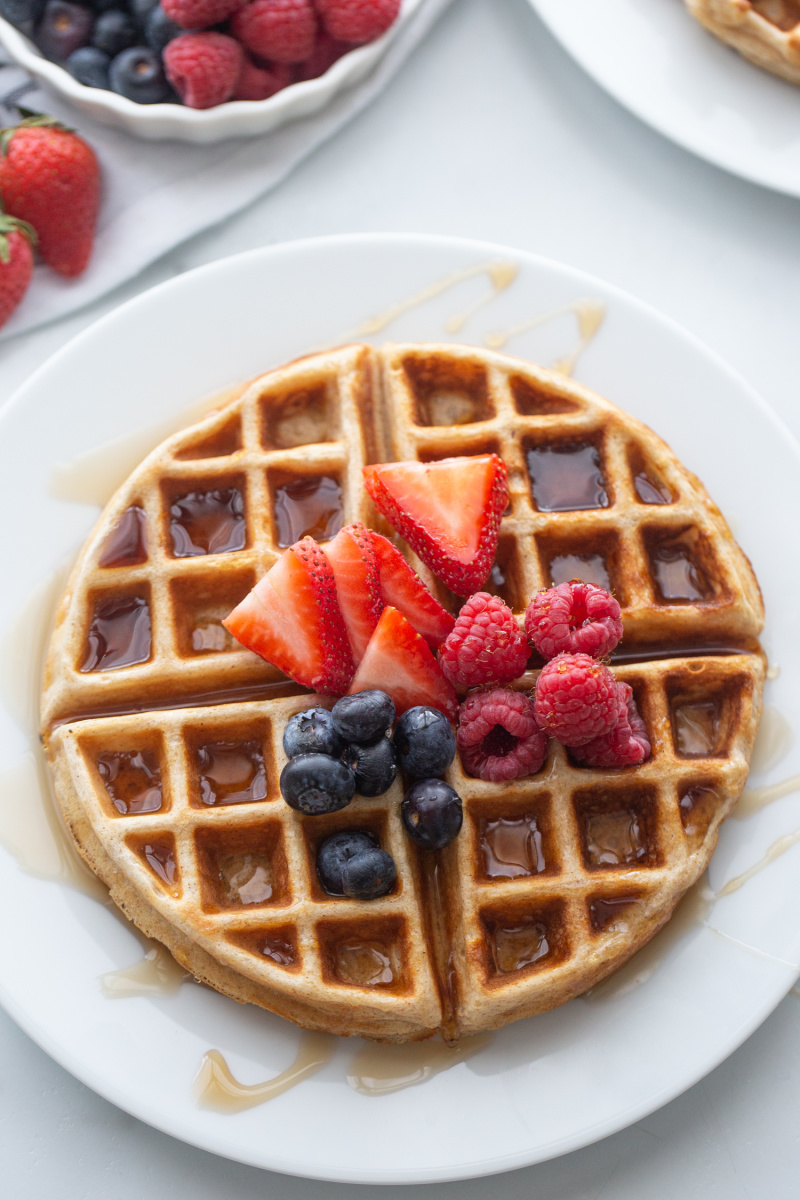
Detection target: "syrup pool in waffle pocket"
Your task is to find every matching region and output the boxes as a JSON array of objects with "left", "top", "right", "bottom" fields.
[{"left": 41, "top": 342, "right": 765, "bottom": 1042}]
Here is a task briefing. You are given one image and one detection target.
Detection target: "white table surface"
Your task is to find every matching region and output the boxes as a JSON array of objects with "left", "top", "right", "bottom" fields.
[{"left": 3, "top": 0, "right": 800, "bottom": 1194}]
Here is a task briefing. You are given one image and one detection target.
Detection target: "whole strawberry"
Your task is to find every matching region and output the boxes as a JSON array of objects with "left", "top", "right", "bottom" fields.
[
  {"left": 0, "top": 212, "right": 35, "bottom": 329},
  {"left": 0, "top": 111, "right": 100, "bottom": 278}
]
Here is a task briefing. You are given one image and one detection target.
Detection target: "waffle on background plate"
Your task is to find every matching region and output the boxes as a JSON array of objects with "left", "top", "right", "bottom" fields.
[
  {"left": 686, "top": 0, "right": 800, "bottom": 84},
  {"left": 42, "top": 343, "right": 765, "bottom": 1042}
]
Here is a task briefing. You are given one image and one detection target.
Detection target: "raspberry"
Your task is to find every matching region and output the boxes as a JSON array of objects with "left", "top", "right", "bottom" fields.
[
  {"left": 525, "top": 582, "right": 623, "bottom": 661},
  {"left": 163, "top": 32, "right": 244, "bottom": 108},
  {"left": 162, "top": 0, "right": 245, "bottom": 30},
  {"left": 457, "top": 688, "right": 548, "bottom": 782},
  {"left": 233, "top": 56, "right": 292, "bottom": 100},
  {"left": 315, "top": 0, "right": 400, "bottom": 44},
  {"left": 534, "top": 653, "right": 621, "bottom": 747},
  {"left": 570, "top": 683, "right": 651, "bottom": 768},
  {"left": 231, "top": 0, "right": 316, "bottom": 63},
  {"left": 439, "top": 592, "right": 529, "bottom": 689},
  {"left": 295, "top": 30, "right": 350, "bottom": 80}
]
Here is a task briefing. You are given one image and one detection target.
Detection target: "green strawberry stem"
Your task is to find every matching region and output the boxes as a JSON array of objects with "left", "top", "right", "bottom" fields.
[
  {"left": 0, "top": 108, "right": 74, "bottom": 156},
  {"left": 0, "top": 212, "right": 37, "bottom": 263}
]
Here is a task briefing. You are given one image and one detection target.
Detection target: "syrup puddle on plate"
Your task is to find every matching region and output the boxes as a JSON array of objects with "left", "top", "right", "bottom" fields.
[
  {"left": 347, "top": 1033, "right": 493, "bottom": 1096},
  {"left": 101, "top": 940, "right": 188, "bottom": 998},
  {"left": 195, "top": 1033, "right": 336, "bottom": 1113},
  {"left": 195, "top": 1032, "right": 494, "bottom": 1112},
  {"left": 0, "top": 567, "right": 106, "bottom": 900},
  {"left": 345, "top": 260, "right": 519, "bottom": 340},
  {"left": 486, "top": 298, "right": 606, "bottom": 375},
  {"left": 49, "top": 380, "right": 252, "bottom": 509},
  {"left": 733, "top": 706, "right": 796, "bottom": 819}
]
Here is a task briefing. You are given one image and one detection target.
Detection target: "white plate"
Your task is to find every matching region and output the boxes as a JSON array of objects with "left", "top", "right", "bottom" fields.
[
  {"left": 0, "top": 0, "right": 424, "bottom": 143},
  {"left": 528, "top": 0, "right": 800, "bottom": 197},
  {"left": 1, "top": 233, "right": 800, "bottom": 1185}
]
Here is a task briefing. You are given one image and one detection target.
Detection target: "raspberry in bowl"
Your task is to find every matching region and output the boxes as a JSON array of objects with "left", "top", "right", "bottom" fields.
[{"left": 0, "top": 0, "right": 420, "bottom": 142}]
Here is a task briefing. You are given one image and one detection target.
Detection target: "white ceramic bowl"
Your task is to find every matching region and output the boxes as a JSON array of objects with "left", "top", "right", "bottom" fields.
[{"left": 0, "top": 0, "right": 422, "bottom": 143}]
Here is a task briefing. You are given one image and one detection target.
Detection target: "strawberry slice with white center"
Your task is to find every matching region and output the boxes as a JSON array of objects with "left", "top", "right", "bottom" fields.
[
  {"left": 348, "top": 606, "right": 458, "bottom": 720},
  {"left": 324, "top": 522, "right": 383, "bottom": 662},
  {"left": 363, "top": 454, "right": 509, "bottom": 596},
  {"left": 371, "top": 532, "right": 455, "bottom": 650},
  {"left": 223, "top": 536, "right": 354, "bottom": 694}
]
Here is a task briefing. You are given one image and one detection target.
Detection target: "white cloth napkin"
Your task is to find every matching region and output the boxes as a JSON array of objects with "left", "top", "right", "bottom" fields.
[{"left": 0, "top": 0, "right": 454, "bottom": 341}]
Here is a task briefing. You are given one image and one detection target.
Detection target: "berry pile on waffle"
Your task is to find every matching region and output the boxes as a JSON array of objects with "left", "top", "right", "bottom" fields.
[
  {"left": 685, "top": 0, "right": 800, "bottom": 85},
  {"left": 41, "top": 343, "right": 765, "bottom": 1042}
]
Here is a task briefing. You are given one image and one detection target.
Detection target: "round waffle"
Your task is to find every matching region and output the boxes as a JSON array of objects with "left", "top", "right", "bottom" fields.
[
  {"left": 42, "top": 343, "right": 765, "bottom": 1042},
  {"left": 685, "top": 0, "right": 800, "bottom": 84}
]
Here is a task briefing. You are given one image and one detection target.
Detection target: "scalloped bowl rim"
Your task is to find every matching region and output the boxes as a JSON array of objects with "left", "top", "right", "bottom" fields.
[{"left": 0, "top": 0, "right": 422, "bottom": 131}]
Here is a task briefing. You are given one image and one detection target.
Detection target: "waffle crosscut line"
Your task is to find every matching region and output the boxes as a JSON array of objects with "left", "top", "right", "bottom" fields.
[
  {"left": 686, "top": 0, "right": 800, "bottom": 85},
  {"left": 42, "top": 343, "right": 766, "bottom": 1041}
]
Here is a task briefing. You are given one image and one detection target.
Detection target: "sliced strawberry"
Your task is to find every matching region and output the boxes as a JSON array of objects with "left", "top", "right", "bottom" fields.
[
  {"left": 371, "top": 532, "right": 455, "bottom": 650},
  {"left": 349, "top": 606, "right": 458, "bottom": 720},
  {"left": 364, "top": 455, "right": 508, "bottom": 596},
  {"left": 324, "top": 522, "right": 383, "bottom": 662},
  {"left": 224, "top": 537, "right": 353, "bottom": 694}
]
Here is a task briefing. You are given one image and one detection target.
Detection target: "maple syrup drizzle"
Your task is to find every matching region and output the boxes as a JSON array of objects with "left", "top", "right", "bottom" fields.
[
  {"left": 272, "top": 475, "right": 343, "bottom": 546},
  {"left": 672, "top": 700, "right": 722, "bottom": 757},
  {"left": 51, "top": 680, "right": 306, "bottom": 729},
  {"left": 169, "top": 488, "right": 246, "bottom": 557},
  {"left": 480, "top": 815, "right": 545, "bottom": 879},
  {"left": 526, "top": 442, "right": 608, "bottom": 513},
  {"left": 584, "top": 809, "right": 646, "bottom": 867},
  {"left": 715, "top": 827, "right": 800, "bottom": 897},
  {"left": 195, "top": 1033, "right": 336, "bottom": 1113},
  {"left": 98, "top": 506, "right": 148, "bottom": 568},
  {"left": 196, "top": 741, "right": 267, "bottom": 807},
  {"left": 49, "top": 381, "right": 253, "bottom": 509},
  {"left": 485, "top": 299, "right": 606, "bottom": 376},
  {"left": 549, "top": 552, "right": 610, "bottom": 590},
  {"left": 81, "top": 594, "right": 152, "bottom": 673},
  {"left": 0, "top": 568, "right": 107, "bottom": 899},
  {"left": 347, "top": 260, "right": 519, "bottom": 339},
  {"left": 100, "top": 941, "right": 187, "bottom": 998},
  {"left": 348, "top": 1033, "right": 493, "bottom": 1096}
]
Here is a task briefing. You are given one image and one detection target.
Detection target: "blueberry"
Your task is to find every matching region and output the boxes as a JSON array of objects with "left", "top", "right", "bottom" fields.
[
  {"left": 332, "top": 690, "right": 395, "bottom": 745},
  {"left": 144, "top": 3, "right": 180, "bottom": 52},
  {"left": 35, "top": 0, "right": 93, "bottom": 63},
  {"left": 283, "top": 707, "right": 344, "bottom": 760},
  {"left": 109, "top": 44, "right": 168, "bottom": 102},
  {"left": 89, "top": 0, "right": 122, "bottom": 13},
  {"left": 128, "top": 0, "right": 156, "bottom": 26},
  {"left": 91, "top": 7, "right": 135, "bottom": 54},
  {"left": 401, "top": 779, "right": 463, "bottom": 850},
  {"left": 280, "top": 753, "right": 355, "bottom": 816},
  {"left": 0, "top": 0, "right": 45, "bottom": 33},
  {"left": 66, "top": 44, "right": 109, "bottom": 86},
  {"left": 316, "top": 829, "right": 377, "bottom": 895},
  {"left": 393, "top": 706, "right": 456, "bottom": 779},
  {"left": 341, "top": 847, "right": 397, "bottom": 900},
  {"left": 343, "top": 736, "right": 398, "bottom": 798}
]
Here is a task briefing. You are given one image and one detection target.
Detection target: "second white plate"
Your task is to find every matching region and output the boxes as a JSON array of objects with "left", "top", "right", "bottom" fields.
[{"left": 529, "top": 0, "right": 800, "bottom": 197}]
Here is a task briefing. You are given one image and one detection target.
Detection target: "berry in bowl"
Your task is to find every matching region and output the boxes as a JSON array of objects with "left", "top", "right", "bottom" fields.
[{"left": 0, "top": 0, "right": 421, "bottom": 141}]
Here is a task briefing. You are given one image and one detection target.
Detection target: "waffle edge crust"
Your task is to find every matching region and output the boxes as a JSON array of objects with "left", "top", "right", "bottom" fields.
[
  {"left": 685, "top": 0, "right": 800, "bottom": 85},
  {"left": 41, "top": 343, "right": 766, "bottom": 1042}
]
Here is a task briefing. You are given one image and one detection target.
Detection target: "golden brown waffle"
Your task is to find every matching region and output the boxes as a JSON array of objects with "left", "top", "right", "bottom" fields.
[
  {"left": 42, "top": 344, "right": 379, "bottom": 732},
  {"left": 685, "top": 0, "right": 800, "bottom": 84},
  {"left": 42, "top": 343, "right": 766, "bottom": 1041}
]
